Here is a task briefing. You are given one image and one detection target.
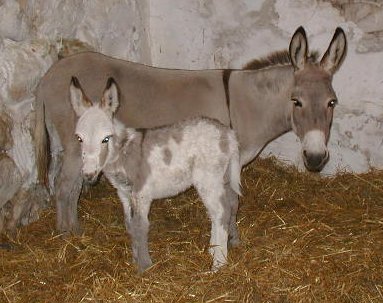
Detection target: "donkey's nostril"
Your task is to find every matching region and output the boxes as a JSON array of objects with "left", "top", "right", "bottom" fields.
[
  {"left": 303, "top": 151, "right": 328, "bottom": 172},
  {"left": 303, "top": 150, "right": 308, "bottom": 158}
]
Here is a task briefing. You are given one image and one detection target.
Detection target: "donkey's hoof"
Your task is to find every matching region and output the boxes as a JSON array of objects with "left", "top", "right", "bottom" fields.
[
  {"left": 71, "top": 224, "right": 84, "bottom": 236},
  {"left": 56, "top": 223, "right": 83, "bottom": 237}
]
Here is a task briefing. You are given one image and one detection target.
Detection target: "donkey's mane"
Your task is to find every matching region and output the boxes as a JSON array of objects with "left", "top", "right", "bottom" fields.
[{"left": 243, "top": 49, "right": 320, "bottom": 70}]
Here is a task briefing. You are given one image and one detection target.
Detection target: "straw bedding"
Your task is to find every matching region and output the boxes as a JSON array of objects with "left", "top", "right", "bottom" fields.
[{"left": 1, "top": 157, "right": 382, "bottom": 302}]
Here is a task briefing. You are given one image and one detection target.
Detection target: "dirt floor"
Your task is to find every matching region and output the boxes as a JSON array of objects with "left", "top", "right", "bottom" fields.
[{"left": 1, "top": 157, "right": 383, "bottom": 302}]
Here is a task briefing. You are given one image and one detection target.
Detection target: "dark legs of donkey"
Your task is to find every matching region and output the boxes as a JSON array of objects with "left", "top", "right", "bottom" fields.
[{"left": 55, "top": 150, "right": 83, "bottom": 235}]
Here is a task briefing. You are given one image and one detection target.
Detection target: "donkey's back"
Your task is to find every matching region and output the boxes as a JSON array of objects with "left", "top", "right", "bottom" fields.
[
  {"left": 36, "top": 51, "right": 230, "bottom": 186},
  {"left": 38, "top": 51, "right": 229, "bottom": 131}
]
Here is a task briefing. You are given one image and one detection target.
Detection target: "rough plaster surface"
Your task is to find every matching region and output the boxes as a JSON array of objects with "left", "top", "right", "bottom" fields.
[
  {"left": 0, "top": 38, "right": 54, "bottom": 231},
  {"left": 149, "top": 0, "right": 383, "bottom": 174},
  {"left": 0, "top": 0, "right": 152, "bottom": 232},
  {"left": 0, "top": 0, "right": 151, "bottom": 63}
]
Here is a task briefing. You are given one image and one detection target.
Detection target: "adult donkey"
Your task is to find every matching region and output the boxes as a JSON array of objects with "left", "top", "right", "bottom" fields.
[{"left": 35, "top": 27, "right": 347, "bottom": 234}]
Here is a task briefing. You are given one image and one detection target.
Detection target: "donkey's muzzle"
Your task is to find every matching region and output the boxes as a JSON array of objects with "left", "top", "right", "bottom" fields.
[{"left": 303, "top": 150, "right": 329, "bottom": 172}]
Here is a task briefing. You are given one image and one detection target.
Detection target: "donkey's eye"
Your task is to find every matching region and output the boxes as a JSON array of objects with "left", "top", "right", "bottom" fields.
[
  {"left": 102, "top": 136, "right": 111, "bottom": 144},
  {"left": 76, "top": 135, "right": 83, "bottom": 143},
  {"left": 291, "top": 98, "right": 302, "bottom": 107},
  {"left": 328, "top": 99, "right": 337, "bottom": 108}
]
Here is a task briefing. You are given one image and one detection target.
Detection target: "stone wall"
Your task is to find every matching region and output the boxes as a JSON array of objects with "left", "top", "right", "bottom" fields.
[
  {"left": 0, "top": 38, "right": 55, "bottom": 232},
  {"left": 0, "top": 0, "right": 151, "bottom": 233}
]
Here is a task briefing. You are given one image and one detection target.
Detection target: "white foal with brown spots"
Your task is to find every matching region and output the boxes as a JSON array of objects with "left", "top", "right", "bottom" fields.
[{"left": 70, "top": 77, "right": 241, "bottom": 272}]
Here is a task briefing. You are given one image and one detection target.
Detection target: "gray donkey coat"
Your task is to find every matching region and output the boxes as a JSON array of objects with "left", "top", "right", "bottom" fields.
[{"left": 35, "top": 27, "right": 347, "bottom": 234}]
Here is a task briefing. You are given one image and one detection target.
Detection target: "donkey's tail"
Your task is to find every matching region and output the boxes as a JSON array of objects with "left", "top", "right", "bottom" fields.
[
  {"left": 34, "top": 95, "right": 49, "bottom": 187},
  {"left": 229, "top": 135, "right": 242, "bottom": 196}
]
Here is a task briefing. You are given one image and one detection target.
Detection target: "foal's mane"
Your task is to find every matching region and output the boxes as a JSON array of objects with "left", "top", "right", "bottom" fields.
[{"left": 243, "top": 49, "right": 319, "bottom": 70}]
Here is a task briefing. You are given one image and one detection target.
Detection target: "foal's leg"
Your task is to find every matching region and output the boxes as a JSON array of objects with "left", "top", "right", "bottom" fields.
[
  {"left": 195, "top": 180, "right": 230, "bottom": 271},
  {"left": 55, "top": 149, "right": 83, "bottom": 234},
  {"left": 226, "top": 184, "right": 240, "bottom": 247},
  {"left": 125, "top": 193, "right": 153, "bottom": 273},
  {"left": 117, "top": 188, "right": 133, "bottom": 232}
]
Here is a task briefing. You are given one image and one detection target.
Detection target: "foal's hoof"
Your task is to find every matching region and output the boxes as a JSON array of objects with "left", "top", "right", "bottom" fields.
[
  {"left": 228, "top": 237, "right": 240, "bottom": 248},
  {"left": 0, "top": 242, "right": 15, "bottom": 251},
  {"left": 136, "top": 258, "right": 153, "bottom": 273},
  {"left": 211, "top": 260, "right": 227, "bottom": 273}
]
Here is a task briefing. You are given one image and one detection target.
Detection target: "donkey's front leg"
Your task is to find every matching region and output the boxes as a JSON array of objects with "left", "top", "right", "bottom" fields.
[
  {"left": 124, "top": 193, "right": 153, "bottom": 273},
  {"left": 55, "top": 150, "right": 84, "bottom": 235}
]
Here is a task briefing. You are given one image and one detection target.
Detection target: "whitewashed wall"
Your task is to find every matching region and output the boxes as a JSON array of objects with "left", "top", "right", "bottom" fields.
[
  {"left": 0, "top": 0, "right": 382, "bottom": 231},
  {"left": 148, "top": 0, "right": 383, "bottom": 174}
]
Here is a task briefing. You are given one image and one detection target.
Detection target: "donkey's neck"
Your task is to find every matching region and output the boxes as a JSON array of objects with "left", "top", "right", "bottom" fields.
[
  {"left": 255, "top": 65, "right": 295, "bottom": 137},
  {"left": 231, "top": 65, "right": 294, "bottom": 165}
]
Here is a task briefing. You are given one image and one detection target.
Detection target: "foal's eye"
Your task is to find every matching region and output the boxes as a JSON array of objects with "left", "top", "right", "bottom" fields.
[
  {"left": 76, "top": 135, "right": 83, "bottom": 143},
  {"left": 328, "top": 99, "right": 337, "bottom": 108},
  {"left": 102, "top": 136, "right": 111, "bottom": 144},
  {"left": 291, "top": 98, "right": 302, "bottom": 107}
]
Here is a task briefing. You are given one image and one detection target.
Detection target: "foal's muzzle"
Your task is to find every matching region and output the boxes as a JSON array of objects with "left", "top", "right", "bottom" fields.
[{"left": 82, "top": 171, "right": 99, "bottom": 185}]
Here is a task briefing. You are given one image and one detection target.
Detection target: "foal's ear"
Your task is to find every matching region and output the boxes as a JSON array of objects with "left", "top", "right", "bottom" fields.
[
  {"left": 69, "top": 77, "right": 92, "bottom": 116},
  {"left": 289, "top": 26, "right": 308, "bottom": 71},
  {"left": 320, "top": 27, "right": 347, "bottom": 75},
  {"left": 101, "top": 77, "right": 119, "bottom": 115}
]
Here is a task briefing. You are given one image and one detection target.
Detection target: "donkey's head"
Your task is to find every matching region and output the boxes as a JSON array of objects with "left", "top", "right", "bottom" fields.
[
  {"left": 70, "top": 77, "right": 120, "bottom": 184},
  {"left": 289, "top": 27, "right": 346, "bottom": 172}
]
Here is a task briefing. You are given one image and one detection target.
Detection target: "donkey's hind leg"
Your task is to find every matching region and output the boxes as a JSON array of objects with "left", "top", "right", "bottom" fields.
[
  {"left": 55, "top": 149, "right": 83, "bottom": 235},
  {"left": 195, "top": 179, "right": 231, "bottom": 271}
]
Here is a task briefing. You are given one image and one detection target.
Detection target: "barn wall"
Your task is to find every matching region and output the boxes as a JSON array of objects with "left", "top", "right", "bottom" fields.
[
  {"left": 0, "top": 0, "right": 151, "bottom": 232},
  {"left": 0, "top": 0, "right": 382, "bottom": 231},
  {"left": 0, "top": 38, "right": 55, "bottom": 232},
  {"left": 148, "top": 0, "right": 383, "bottom": 174}
]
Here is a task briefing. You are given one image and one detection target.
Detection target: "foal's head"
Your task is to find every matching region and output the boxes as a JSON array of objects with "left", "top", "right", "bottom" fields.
[
  {"left": 70, "top": 77, "right": 120, "bottom": 184},
  {"left": 289, "top": 27, "right": 347, "bottom": 172}
]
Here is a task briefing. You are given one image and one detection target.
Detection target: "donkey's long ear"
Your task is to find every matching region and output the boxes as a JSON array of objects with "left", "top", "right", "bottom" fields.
[
  {"left": 101, "top": 77, "right": 119, "bottom": 115},
  {"left": 320, "top": 27, "right": 347, "bottom": 75},
  {"left": 289, "top": 26, "right": 308, "bottom": 71},
  {"left": 69, "top": 77, "right": 92, "bottom": 117}
]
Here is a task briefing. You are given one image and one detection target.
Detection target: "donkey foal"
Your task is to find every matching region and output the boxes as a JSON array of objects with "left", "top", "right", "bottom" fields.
[{"left": 70, "top": 77, "right": 241, "bottom": 272}]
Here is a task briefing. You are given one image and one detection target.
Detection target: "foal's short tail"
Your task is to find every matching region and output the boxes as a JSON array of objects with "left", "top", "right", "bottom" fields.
[
  {"left": 229, "top": 136, "right": 242, "bottom": 196},
  {"left": 34, "top": 96, "right": 49, "bottom": 187}
]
